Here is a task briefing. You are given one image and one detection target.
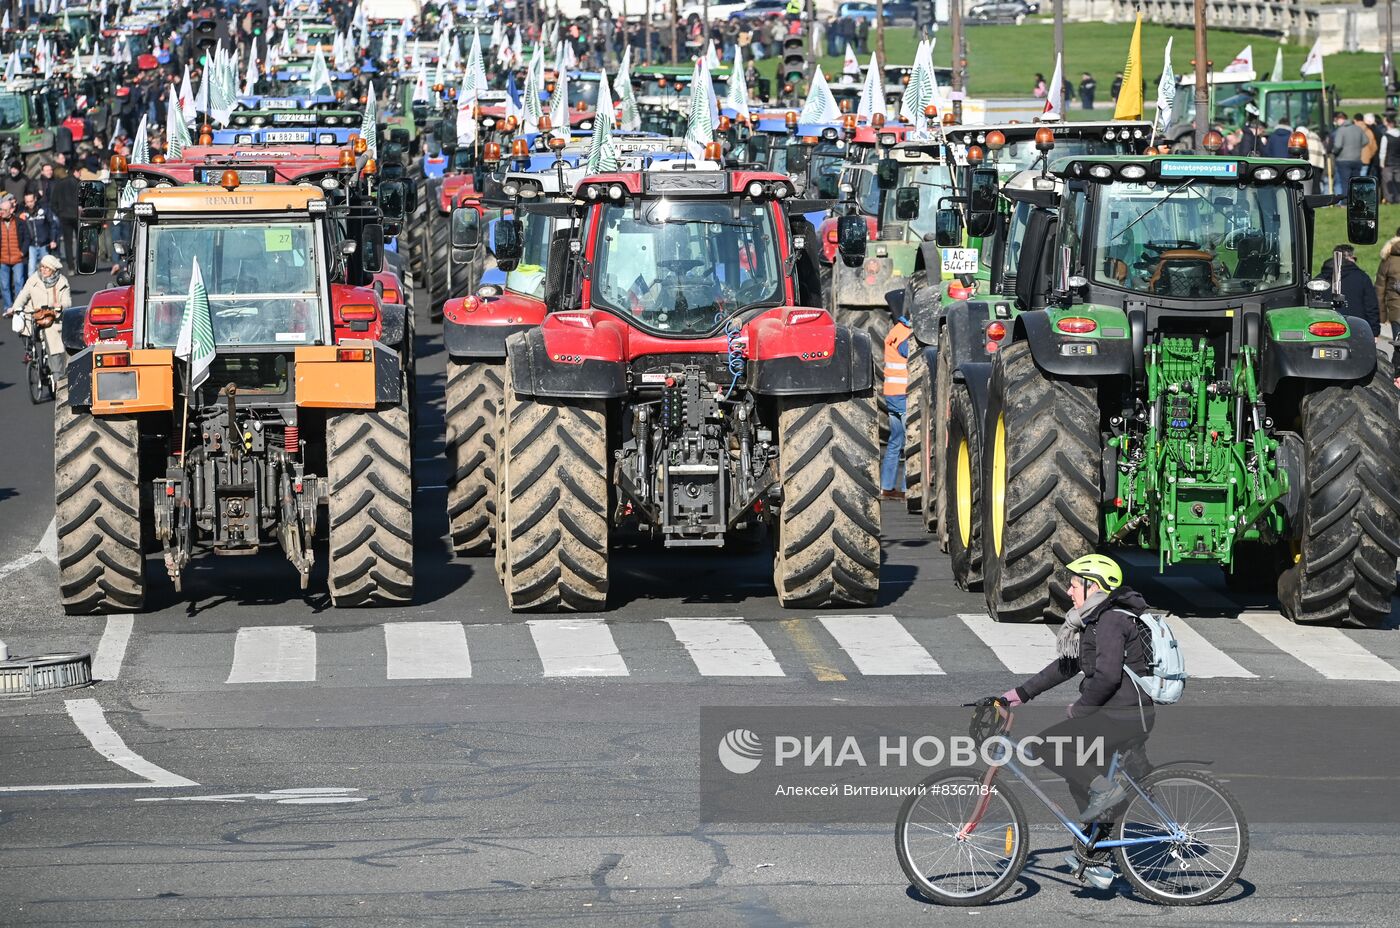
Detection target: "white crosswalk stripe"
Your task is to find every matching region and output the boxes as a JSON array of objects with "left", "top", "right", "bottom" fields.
[
  {"left": 227, "top": 626, "right": 317, "bottom": 683},
  {"left": 958, "top": 613, "right": 1057, "bottom": 674},
  {"left": 1166, "top": 617, "right": 1256, "bottom": 679},
  {"left": 662, "top": 618, "right": 784, "bottom": 676},
  {"left": 818, "top": 615, "right": 943, "bottom": 675},
  {"left": 1240, "top": 612, "right": 1400, "bottom": 681},
  {"left": 527, "top": 618, "right": 629, "bottom": 677},
  {"left": 208, "top": 612, "right": 1400, "bottom": 686},
  {"left": 384, "top": 622, "right": 472, "bottom": 679}
]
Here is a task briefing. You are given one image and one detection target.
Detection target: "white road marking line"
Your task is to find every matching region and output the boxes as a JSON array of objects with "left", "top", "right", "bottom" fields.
[
  {"left": 1166, "top": 617, "right": 1256, "bottom": 679},
  {"left": 0, "top": 699, "right": 198, "bottom": 793},
  {"left": 958, "top": 613, "right": 1058, "bottom": 674},
  {"left": 662, "top": 618, "right": 785, "bottom": 677},
  {"left": 0, "top": 517, "right": 59, "bottom": 580},
  {"left": 91, "top": 614, "right": 135, "bottom": 681},
  {"left": 226, "top": 626, "right": 317, "bottom": 684},
  {"left": 818, "top": 615, "right": 944, "bottom": 675},
  {"left": 1240, "top": 612, "right": 1400, "bottom": 681},
  {"left": 384, "top": 621, "right": 472, "bottom": 679},
  {"left": 527, "top": 619, "right": 629, "bottom": 677}
]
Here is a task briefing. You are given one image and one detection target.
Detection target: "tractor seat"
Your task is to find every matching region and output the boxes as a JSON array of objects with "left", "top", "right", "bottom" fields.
[{"left": 1149, "top": 249, "right": 1216, "bottom": 297}]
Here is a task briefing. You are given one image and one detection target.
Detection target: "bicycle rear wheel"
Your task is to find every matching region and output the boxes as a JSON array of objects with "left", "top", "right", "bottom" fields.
[
  {"left": 1113, "top": 768, "right": 1248, "bottom": 906},
  {"left": 895, "top": 769, "right": 1028, "bottom": 906}
]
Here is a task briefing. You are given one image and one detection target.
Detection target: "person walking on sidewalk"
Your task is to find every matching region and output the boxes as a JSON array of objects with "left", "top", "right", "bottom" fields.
[{"left": 880, "top": 307, "right": 912, "bottom": 501}]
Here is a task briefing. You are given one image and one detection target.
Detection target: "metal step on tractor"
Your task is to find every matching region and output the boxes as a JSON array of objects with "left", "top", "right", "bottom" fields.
[
  {"left": 965, "top": 141, "right": 1400, "bottom": 626},
  {"left": 58, "top": 156, "right": 415, "bottom": 613},
  {"left": 474, "top": 156, "right": 883, "bottom": 611}
]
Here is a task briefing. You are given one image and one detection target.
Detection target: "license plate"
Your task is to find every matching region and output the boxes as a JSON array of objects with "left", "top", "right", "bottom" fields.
[
  {"left": 940, "top": 248, "right": 979, "bottom": 275},
  {"left": 261, "top": 99, "right": 297, "bottom": 108},
  {"left": 265, "top": 130, "right": 310, "bottom": 142},
  {"left": 274, "top": 113, "right": 317, "bottom": 124}
]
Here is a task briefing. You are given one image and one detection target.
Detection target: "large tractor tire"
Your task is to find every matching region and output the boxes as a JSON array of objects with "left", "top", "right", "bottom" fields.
[
  {"left": 928, "top": 342, "right": 954, "bottom": 540},
  {"left": 903, "top": 346, "right": 927, "bottom": 516},
  {"left": 944, "top": 381, "right": 983, "bottom": 591},
  {"left": 54, "top": 381, "right": 145, "bottom": 615},
  {"left": 981, "top": 341, "right": 1101, "bottom": 623},
  {"left": 1278, "top": 375, "right": 1400, "bottom": 627},
  {"left": 444, "top": 359, "right": 503, "bottom": 555},
  {"left": 774, "top": 391, "right": 882, "bottom": 607},
  {"left": 326, "top": 403, "right": 415, "bottom": 606},
  {"left": 497, "top": 368, "right": 609, "bottom": 611}
]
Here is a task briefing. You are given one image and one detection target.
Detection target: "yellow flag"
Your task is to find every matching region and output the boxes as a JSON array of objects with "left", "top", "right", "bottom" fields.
[{"left": 1114, "top": 14, "right": 1144, "bottom": 120}]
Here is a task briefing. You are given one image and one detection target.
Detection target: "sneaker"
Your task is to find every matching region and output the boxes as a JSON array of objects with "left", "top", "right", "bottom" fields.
[
  {"left": 1077, "top": 775, "right": 1128, "bottom": 824},
  {"left": 1063, "top": 852, "right": 1115, "bottom": 890},
  {"left": 880, "top": 490, "right": 906, "bottom": 501}
]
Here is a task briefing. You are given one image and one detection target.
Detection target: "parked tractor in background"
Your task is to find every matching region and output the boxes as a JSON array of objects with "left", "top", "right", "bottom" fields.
[
  {"left": 975, "top": 149, "right": 1399, "bottom": 626},
  {"left": 486, "top": 163, "right": 882, "bottom": 611},
  {"left": 58, "top": 166, "right": 415, "bottom": 613}
]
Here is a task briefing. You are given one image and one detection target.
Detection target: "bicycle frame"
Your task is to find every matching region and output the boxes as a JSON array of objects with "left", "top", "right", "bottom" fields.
[{"left": 957, "top": 711, "right": 1188, "bottom": 850}]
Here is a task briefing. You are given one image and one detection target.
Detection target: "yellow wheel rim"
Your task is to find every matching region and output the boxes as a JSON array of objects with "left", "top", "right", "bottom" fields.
[
  {"left": 956, "top": 437, "right": 972, "bottom": 549},
  {"left": 991, "top": 413, "right": 1007, "bottom": 557}
]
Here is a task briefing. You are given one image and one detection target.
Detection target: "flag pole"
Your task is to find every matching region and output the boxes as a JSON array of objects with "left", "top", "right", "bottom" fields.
[
  {"left": 178, "top": 358, "right": 192, "bottom": 460},
  {"left": 1322, "top": 54, "right": 1334, "bottom": 195}
]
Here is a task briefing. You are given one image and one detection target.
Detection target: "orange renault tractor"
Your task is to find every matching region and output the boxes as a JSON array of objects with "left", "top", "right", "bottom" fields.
[
  {"left": 487, "top": 159, "right": 883, "bottom": 611},
  {"left": 57, "top": 165, "right": 414, "bottom": 613}
]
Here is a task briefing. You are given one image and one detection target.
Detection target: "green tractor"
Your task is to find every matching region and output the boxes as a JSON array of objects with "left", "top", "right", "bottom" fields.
[
  {"left": 971, "top": 154, "right": 1399, "bottom": 626},
  {"left": 0, "top": 78, "right": 73, "bottom": 173}
]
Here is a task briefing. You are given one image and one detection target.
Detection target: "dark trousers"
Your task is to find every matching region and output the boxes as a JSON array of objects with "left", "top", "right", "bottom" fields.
[
  {"left": 60, "top": 218, "right": 79, "bottom": 266},
  {"left": 1335, "top": 159, "right": 1363, "bottom": 196},
  {"left": 1028, "top": 709, "right": 1153, "bottom": 814}
]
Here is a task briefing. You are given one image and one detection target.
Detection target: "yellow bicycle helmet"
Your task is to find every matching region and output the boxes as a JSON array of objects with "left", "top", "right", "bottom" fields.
[{"left": 1065, "top": 554, "right": 1123, "bottom": 593}]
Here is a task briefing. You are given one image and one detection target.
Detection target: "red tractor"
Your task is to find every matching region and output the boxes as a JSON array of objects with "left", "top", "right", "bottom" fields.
[{"left": 475, "top": 165, "right": 882, "bottom": 611}]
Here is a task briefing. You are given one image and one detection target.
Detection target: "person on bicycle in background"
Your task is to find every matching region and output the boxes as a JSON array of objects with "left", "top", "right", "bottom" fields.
[
  {"left": 5, "top": 254, "right": 72, "bottom": 378},
  {"left": 998, "top": 554, "right": 1154, "bottom": 826}
]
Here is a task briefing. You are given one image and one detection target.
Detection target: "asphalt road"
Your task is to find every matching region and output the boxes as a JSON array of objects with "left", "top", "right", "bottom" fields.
[{"left": 1, "top": 279, "right": 1398, "bottom": 926}]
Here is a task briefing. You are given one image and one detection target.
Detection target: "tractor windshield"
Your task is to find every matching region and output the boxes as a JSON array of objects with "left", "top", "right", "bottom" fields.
[
  {"left": 590, "top": 199, "right": 784, "bottom": 335},
  {"left": 142, "top": 222, "right": 325, "bottom": 347},
  {"left": 1086, "top": 179, "right": 1297, "bottom": 298},
  {"left": 0, "top": 93, "right": 24, "bottom": 130},
  {"left": 996, "top": 136, "right": 1142, "bottom": 175},
  {"left": 883, "top": 162, "right": 956, "bottom": 239},
  {"left": 504, "top": 211, "right": 558, "bottom": 300}
]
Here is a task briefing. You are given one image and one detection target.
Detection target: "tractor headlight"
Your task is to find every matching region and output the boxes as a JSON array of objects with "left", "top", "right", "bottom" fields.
[
  {"left": 1119, "top": 164, "right": 1146, "bottom": 180},
  {"left": 1285, "top": 166, "right": 1310, "bottom": 182},
  {"left": 746, "top": 180, "right": 765, "bottom": 198},
  {"left": 1252, "top": 166, "right": 1279, "bottom": 181},
  {"left": 607, "top": 184, "right": 625, "bottom": 201},
  {"left": 1088, "top": 164, "right": 1113, "bottom": 180}
]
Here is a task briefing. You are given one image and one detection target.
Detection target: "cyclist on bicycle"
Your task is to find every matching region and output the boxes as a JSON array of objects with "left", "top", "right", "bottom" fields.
[
  {"left": 5, "top": 254, "right": 71, "bottom": 378},
  {"left": 997, "top": 554, "right": 1154, "bottom": 826}
]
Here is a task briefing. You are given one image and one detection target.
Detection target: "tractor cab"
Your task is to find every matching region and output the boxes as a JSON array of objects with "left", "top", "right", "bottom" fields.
[{"left": 945, "top": 120, "right": 1153, "bottom": 183}]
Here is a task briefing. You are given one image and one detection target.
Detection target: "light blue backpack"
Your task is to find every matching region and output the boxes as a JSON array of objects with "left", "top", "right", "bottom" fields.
[{"left": 1124, "top": 613, "right": 1187, "bottom": 705}]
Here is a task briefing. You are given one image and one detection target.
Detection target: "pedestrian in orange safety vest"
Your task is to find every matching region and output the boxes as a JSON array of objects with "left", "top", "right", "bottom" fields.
[{"left": 881, "top": 307, "right": 912, "bottom": 500}]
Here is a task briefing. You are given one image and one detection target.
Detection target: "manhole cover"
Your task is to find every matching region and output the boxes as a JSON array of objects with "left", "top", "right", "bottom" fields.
[{"left": 0, "top": 653, "right": 93, "bottom": 698}]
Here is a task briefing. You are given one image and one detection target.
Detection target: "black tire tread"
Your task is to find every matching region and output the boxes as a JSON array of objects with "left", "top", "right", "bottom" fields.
[
  {"left": 946, "top": 381, "right": 983, "bottom": 591},
  {"left": 327, "top": 404, "right": 415, "bottom": 606},
  {"left": 775, "top": 392, "right": 882, "bottom": 607},
  {"left": 444, "top": 360, "right": 503, "bottom": 555},
  {"left": 54, "top": 379, "right": 145, "bottom": 614}
]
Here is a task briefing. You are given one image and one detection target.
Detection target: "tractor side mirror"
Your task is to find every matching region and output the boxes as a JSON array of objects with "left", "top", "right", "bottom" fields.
[
  {"left": 816, "top": 171, "right": 840, "bottom": 200},
  {"left": 451, "top": 206, "right": 482, "bottom": 250},
  {"left": 492, "top": 215, "right": 523, "bottom": 271},
  {"left": 966, "top": 166, "right": 999, "bottom": 238},
  {"left": 894, "top": 186, "right": 920, "bottom": 221},
  {"left": 360, "top": 222, "right": 384, "bottom": 274},
  {"left": 876, "top": 157, "right": 898, "bottom": 190},
  {"left": 934, "top": 208, "right": 964, "bottom": 247},
  {"left": 78, "top": 180, "right": 106, "bottom": 219},
  {"left": 1346, "top": 175, "right": 1379, "bottom": 245},
  {"left": 76, "top": 224, "right": 101, "bottom": 275},
  {"left": 786, "top": 140, "right": 811, "bottom": 175},
  {"left": 377, "top": 178, "right": 409, "bottom": 221},
  {"left": 836, "top": 213, "right": 867, "bottom": 268}
]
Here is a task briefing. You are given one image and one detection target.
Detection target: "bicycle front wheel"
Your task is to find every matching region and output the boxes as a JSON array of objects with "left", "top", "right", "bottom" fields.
[
  {"left": 27, "top": 347, "right": 46, "bottom": 404},
  {"left": 895, "top": 769, "right": 1028, "bottom": 906},
  {"left": 1113, "top": 768, "right": 1249, "bottom": 906}
]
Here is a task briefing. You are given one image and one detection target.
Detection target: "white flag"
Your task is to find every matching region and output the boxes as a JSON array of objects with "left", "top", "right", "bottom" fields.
[
  {"left": 683, "top": 56, "right": 716, "bottom": 155},
  {"left": 1270, "top": 46, "right": 1285, "bottom": 83},
  {"left": 456, "top": 73, "right": 478, "bottom": 146},
  {"left": 843, "top": 43, "right": 860, "bottom": 80},
  {"left": 857, "top": 53, "right": 884, "bottom": 122},
  {"left": 616, "top": 45, "right": 641, "bottom": 132},
  {"left": 1043, "top": 53, "right": 1064, "bottom": 119},
  {"left": 1300, "top": 38, "right": 1324, "bottom": 77},
  {"left": 1154, "top": 38, "right": 1176, "bottom": 135},
  {"left": 585, "top": 72, "right": 619, "bottom": 173},
  {"left": 175, "top": 257, "right": 216, "bottom": 391},
  {"left": 179, "top": 65, "right": 196, "bottom": 124},
  {"left": 799, "top": 67, "right": 841, "bottom": 125},
  {"left": 243, "top": 48, "right": 259, "bottom": 96},
  {"left": 549, "top": 53, "right": 570, "bottom": 142},
  {"left": 705, "top": 40, "right": 721, "bottom": 70},
  {"left": 1223, "top": 45, "right": 1252, "bottom": 75},
  {"left": 724, "top": 45, "right": 751, "bottom": 125}
]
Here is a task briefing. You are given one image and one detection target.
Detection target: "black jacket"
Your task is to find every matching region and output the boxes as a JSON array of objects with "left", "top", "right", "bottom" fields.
[
  {"left": 49, "top": 174, "right": 79, "bottom": 222},
  {"left": 1016, "top": 588, "right": 1152, "bottom": 717},
  {"left": 1318, "top": 259, "right": 1382, "bottom": 337}
]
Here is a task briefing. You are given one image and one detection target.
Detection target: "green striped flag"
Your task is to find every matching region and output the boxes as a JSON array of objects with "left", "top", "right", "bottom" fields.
[
  {"left": 684, "top": 57, "right": 716, "bottom": 153},
  {"left": 616, "top": 46, "right": 641, "bottom": 132},
  {"left": 165, "top": 92, "right": 190, "bottom": 160},
  {"left": 586, "top": 72, "right": 619, "bottom": 173},
  {"left": 175, "top": 257, "right": 216, "bottom": 390},
  {"left": 359, "top": 81, "right": 378, "bottom": 161}
]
